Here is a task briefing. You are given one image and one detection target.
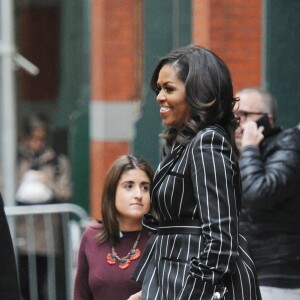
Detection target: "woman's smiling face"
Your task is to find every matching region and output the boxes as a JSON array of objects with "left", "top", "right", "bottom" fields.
[{"left": 156, "top": 64, "right": 190, "bottom": 128}]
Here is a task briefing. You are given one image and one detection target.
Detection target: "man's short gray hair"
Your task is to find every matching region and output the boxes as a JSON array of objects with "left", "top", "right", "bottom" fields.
[{"left": 237, "top": 87, "right": 277, "bottom": 121}]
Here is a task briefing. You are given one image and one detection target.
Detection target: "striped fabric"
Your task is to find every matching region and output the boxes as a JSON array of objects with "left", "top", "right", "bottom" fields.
[{"left": 133, "top": 127, "right": 261, "bottom": 300}]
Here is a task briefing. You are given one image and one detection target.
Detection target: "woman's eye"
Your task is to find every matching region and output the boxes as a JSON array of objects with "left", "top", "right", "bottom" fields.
[
  {"left": 141, "top": 184, "right": 150, "bottom": 192},
  {"left": 124, "top": 183, "right": 133, "bottom": 189},
  {"left": 165, "top": 87, "right": 174, "bottom": 93}
]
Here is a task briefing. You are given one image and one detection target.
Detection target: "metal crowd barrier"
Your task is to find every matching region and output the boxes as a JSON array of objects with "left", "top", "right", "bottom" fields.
[{"left": 4, "top": 203, "right": 91, "bottom": 300}]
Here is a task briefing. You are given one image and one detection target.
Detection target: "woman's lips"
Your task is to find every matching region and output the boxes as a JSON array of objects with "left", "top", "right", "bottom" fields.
[{"left": 160, "top": 106, "right": 171, "bottom": 113}]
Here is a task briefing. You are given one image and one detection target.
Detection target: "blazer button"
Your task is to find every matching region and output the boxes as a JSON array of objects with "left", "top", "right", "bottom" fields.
[{"left": 213, "top": 291, "right": 221, "bottom": 299}]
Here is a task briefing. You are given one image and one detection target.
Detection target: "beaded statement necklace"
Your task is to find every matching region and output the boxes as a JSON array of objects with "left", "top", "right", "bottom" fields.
[{"left": 106, "top": 231, "right": 141, "bottom": 270}]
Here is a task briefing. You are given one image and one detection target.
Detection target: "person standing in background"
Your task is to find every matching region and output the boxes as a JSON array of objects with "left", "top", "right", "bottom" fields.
[
  {"left": 0, "top": 193, "right": 21, "bottom": 300},
  {"left": 74, "top": 155, "right": 153, "bottom": 300},
  {"left": 235, "top": 87, "right": 300, "bottom": 300},
  {"left": 16, "top": 112, "right": 72, "bottom": 300}
]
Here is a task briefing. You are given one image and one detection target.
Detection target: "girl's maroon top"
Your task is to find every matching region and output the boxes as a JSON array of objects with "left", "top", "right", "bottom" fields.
[{"left": 74, "top": 223, "right": 150, "bottom": 300}]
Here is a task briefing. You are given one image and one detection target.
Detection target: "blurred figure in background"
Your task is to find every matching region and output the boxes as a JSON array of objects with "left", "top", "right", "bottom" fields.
[
  {"left": 74, "top": 155, "right": 153, "bottom": 300},
  {"left": 235, "top": 87, "right": 300, "bottom": 300},
  {"left": 16, "top": 112, "right": 72, "bottom": 300},
  {"left": 0, "top": 193, "right": 21, "bottom": 300}
]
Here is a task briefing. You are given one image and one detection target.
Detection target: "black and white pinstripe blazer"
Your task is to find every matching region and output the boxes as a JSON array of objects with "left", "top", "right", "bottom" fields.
[{"left": 133, "top": 126, "right": 261, "bottom": 300}]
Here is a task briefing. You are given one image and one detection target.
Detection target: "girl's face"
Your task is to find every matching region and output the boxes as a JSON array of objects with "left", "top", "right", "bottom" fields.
[
  {"left": 115, "top": 168, "right": 151, "bottom": 230},
  {"left": 156, "top": 64, "right": 190, "bottom": 128},
  {"left": 26, "top": 127, "right": 47, "bottom": 154}
]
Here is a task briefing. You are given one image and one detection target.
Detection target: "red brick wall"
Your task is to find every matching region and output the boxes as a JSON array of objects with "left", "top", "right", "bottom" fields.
[
  {"left": 90, "top": 0, "right": 142, "bottom": 219},
  {"left": 91, "top": 0, "right": 142, "bottom": 101},
  {"left": 193, "top": 0, "right": 211, "bottom": 48},
  {"left": 193, "top": 0, "right": 262, "bottom": 93},
  {"left": 90, "top": 141, "right": 130, "bottom": 219}
]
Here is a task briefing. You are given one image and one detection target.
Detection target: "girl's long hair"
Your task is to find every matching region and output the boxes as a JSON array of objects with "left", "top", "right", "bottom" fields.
[{"left": 96, "top": 155, "right": 154, "bottom": 245}]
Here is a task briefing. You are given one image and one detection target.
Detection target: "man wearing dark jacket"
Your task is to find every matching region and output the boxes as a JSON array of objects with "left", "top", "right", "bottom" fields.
[
  {"left": 235, "top": 87, "right": 300, "bottom": 300},
  {"left": 0, "top": 194, "right": 21, "bottom": 299}
]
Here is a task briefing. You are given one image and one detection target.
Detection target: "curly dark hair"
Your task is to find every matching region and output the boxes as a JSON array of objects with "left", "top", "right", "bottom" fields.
[{"left": 151, "top": 45, "right": 239, "bottom": 153}]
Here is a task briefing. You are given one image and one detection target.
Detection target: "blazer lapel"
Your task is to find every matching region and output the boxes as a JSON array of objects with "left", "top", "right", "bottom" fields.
[{"left": 152, "top": 143, "right": 184, "bottom": 195}]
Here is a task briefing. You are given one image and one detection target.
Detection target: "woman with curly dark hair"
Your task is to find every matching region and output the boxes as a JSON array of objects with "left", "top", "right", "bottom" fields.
[{"left": 129, "top": 45, "right": 261, "bottom": 300}]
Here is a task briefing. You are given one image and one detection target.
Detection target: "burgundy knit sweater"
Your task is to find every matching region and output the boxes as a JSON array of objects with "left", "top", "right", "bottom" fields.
[{"left": 74, "top": 223, "right": 150, "bottom": 300}]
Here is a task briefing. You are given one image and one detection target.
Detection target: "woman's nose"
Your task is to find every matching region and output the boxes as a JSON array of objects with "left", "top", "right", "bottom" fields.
[
  {"left": 156, "top": 90, "right": 166, "bottom": 102},
  {"left": 134, "top": 187, "right": 142, "bottom": 199}
]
